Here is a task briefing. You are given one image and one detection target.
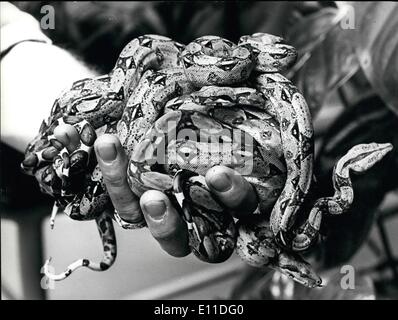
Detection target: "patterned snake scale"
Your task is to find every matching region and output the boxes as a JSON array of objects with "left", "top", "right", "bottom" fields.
[{"left": 21, "top": 33, "right": 393, "bottom": 287}]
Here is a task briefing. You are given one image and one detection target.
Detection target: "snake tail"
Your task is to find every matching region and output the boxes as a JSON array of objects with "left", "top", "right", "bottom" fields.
[{"left": 43, "top": 210, "right": 117, "bottom": 281}]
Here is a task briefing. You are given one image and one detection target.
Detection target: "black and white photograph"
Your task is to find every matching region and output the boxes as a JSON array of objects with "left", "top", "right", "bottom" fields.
[{"left": 1, "top": 1, "right": 398, "bottom": 305}]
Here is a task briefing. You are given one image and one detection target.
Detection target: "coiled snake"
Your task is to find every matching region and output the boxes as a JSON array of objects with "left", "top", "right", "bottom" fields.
[{"left": 21, "top": 33, "right": 392, "bottom": 287}]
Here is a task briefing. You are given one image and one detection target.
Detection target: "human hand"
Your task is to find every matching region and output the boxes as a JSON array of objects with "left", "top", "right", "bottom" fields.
[{"left": 91, "top": 133, "right": 259, "bottom": 258}]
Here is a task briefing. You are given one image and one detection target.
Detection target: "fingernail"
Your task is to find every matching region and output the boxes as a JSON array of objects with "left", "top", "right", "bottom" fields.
[
  {"left": 97, "top": 142, "right": 117, "bottom": 162},
  {"left": 143, "top": 200, "right": 166, "bottom": 221},
  {"left": 209, "top": 172, "right": 232, "bottom": 192}
]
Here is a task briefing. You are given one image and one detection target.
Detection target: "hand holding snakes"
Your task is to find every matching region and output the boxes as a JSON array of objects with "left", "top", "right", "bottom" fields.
[{"left": 21, "top": 33, "right": 393, "bottom": 287}]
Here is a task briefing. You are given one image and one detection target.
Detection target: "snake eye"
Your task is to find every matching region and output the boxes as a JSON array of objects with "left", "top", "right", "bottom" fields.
[
  {"left": 270, "top": 53, "right": 288, "bottom": 59},
  {"left": 232, "top": 116, "right": 244, "bottom": 125}
]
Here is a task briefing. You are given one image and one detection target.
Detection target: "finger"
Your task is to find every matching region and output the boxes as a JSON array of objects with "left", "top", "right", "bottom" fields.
[
  {"left": 53, "top": 123, "right": 80, "bottom": 153},
  {"left": 140, "top": 190, "right": 190, "bottom": 258},
  {"left": 94, "top": 134, "right": 143, "bottom": 224},
  {"left": 206, "top": 165, "right": 258, "bottom": 218}
]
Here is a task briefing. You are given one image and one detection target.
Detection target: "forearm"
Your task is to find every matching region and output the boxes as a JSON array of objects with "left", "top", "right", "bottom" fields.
[{"left": 1, "top": 41, "right": 97, "bottom": 153}]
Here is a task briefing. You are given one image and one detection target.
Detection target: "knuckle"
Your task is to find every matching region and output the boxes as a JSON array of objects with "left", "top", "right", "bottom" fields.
[
  {"left": 117, "top": 207, "right": 143, "bottom": 223},
  {"left": 102, "top": 169, "right": 126, "bottom": 188},
  {"left": 118, "top": 197, "right": 141, "bottom": 212},
  {"left": 113, "top": 194, "right": 142, "bottom": 220}
]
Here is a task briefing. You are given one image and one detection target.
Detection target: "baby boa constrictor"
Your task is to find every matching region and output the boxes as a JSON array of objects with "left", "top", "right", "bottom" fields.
[
  {"left": 236, "top": 142, "right": 392, "bottom": 287},
  {"left": 21, "top": 33, "right": 393, "bottom": 287}
]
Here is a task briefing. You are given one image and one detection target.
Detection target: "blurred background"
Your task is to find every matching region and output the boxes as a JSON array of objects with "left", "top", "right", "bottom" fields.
[{"left": 1, "top": 1, "right": 398, "bottom": 300}]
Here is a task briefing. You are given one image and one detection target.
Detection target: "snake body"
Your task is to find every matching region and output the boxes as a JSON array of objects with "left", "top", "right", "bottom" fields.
[
  {"left": 235, "top": 142, "right": 392, "bottom": 287},
  {"left": 253, "top": 72, "right": 314, "bottom": 245},
  {"left": 291, "top": 142, "right": 393, "bottom": 251},
  {"left": 21, "top": 33, "right": 392, "bottom": 286}
]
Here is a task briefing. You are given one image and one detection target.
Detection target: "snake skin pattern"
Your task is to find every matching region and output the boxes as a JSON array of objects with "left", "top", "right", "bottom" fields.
[
  {"left": 21, "top": 33, "right": 393, "bottom": 286},
  {"left": 235, "top": 142, "right": 392, "bottom": 287}
]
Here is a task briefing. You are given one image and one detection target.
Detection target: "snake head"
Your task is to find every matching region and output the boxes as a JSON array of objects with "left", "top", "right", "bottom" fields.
[
  {"left": 337, "top": 142, "right": 393, "bottom": 175},
  {"left": 277, "top": 252, "right": 322, "bottom": 288}
]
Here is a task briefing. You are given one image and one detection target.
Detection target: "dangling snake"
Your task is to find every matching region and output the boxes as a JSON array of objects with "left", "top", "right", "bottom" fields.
[
  {"left": 235, "top": 142, "right": 392, "bottom": 287},
  {"left": 21, "top": 33, "right": 392, "bottom": 287}
]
